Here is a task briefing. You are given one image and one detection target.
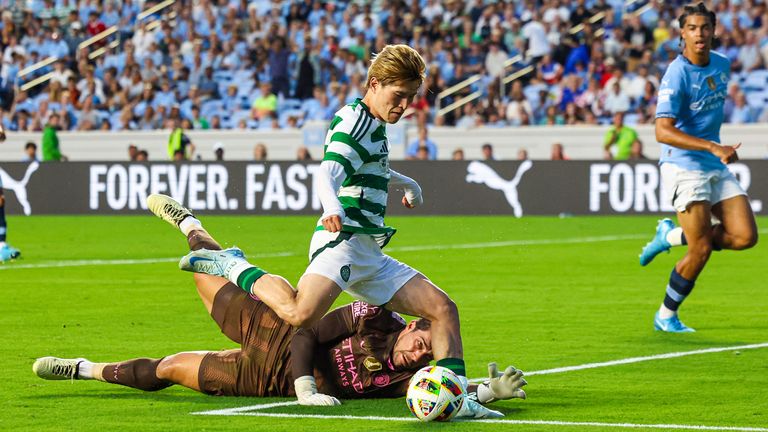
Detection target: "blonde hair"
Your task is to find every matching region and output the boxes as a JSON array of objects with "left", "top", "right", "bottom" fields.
[{"left": 366, "top": 44, "right": 426, "bottom": 89}]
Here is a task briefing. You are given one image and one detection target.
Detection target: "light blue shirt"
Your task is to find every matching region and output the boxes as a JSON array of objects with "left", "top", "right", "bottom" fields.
[{"left": 656, "top": 51, "right": 729, "bottom": 171}]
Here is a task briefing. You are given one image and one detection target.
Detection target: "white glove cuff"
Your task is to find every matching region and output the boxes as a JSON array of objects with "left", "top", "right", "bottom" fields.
[
  {"left": 477, "top": 382, "right": 496, "bottom": 404},
  {"left": 294, "top": 375, "right": 317, "bottom": 396}
]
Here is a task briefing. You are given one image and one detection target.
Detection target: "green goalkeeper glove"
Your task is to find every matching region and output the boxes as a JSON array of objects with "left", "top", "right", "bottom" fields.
[{"left": 477, "top": 362, "right": 527, "bottom": 403}]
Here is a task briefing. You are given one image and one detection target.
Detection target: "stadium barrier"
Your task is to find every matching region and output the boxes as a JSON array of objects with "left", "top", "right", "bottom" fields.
[
  {"left": 1, "top": 124, "right": 768, "bottom": 162},
  {"left": 1, "top": 160, "right": 764, "bottom": 216}
]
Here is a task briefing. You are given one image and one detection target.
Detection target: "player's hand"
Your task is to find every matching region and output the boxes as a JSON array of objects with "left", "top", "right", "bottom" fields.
[
  {"left": 322, "top": 214, "right": 343, "bottom": 232},
  {"left": 294, "top": 376, "right": 342, "bottom": 406},
  {"left": 486, "top": 363, "right": 527, "bottom": 401},
  {"left": 0, "top": 124, "right": 6, "bottom": 142},
  {"left": 456, "top": 398, "right": 504, "bottom": 419},
  {"left": 714, "top": 142, "right": 740, "bottom": 164}
]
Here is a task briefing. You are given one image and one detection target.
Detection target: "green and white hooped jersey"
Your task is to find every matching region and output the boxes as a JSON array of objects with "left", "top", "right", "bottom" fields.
[{"left": 322, "top": 98, "right": 395, "bottom": 237}]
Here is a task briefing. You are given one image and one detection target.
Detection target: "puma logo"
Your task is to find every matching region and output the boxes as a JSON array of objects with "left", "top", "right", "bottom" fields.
[
  {"left": 0, "top": 161, "right": 39, "bottom": 215},
  {"left": 465, "top": 160, "right": 533, "bottom": 218}
]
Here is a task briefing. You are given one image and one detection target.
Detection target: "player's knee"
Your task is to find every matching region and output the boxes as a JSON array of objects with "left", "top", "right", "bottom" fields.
[
  {"left": 155, "top": 355, "right": 181, "bottom": 380},
  {"left": 732, "top": 231, "right": 758, "bottom": 250},
  {"left": 0, "top": 195, "right": 4, "bottom": 206}
]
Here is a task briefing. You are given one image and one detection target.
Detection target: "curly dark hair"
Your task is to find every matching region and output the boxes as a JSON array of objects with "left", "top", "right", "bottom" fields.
[{"left": 678, "top": 2, "right": 717, "bottom": 29}]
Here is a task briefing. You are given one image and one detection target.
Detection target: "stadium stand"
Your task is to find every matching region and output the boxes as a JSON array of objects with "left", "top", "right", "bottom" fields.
[{"left": 0, "top": 0, "right": 767, "bottom": 140}]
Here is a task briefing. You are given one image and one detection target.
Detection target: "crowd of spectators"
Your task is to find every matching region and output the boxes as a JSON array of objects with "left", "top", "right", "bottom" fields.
[{"left": 1, "top": 0, "right": 768, "bottom": 142}]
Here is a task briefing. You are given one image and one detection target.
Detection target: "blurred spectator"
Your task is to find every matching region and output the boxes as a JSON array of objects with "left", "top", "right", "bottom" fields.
[
  {"left": 42, "top": 113, "right": 64, "bottom": 161},
  {"left": 296, "top": 146, "right": 313, "bottom": 161},
  {"left": 0, "top": 0, "right": 761, "bottom": 137},
  {"left": 23, "top": 141, "right": 38, "bottom": 162},
  {"left": 213, "top": 142, "right": 224, "bottom": 161},
  {"left": 517, "top": 149, "right": 529, "bottom": 160},
  {"left": 251, "top": 82, "right": 277, "bottom": 123},
  {"left": 452, "top": 148, "right": 465, "bottom": 160},
  {"left": 406, "top": 126, "right": 437, "bottom": 160},
  {"left": 128, "top": 144, "right": 138, "bottom": 161},
  {"left": 729, "top": 92, "right": 756, "bottom": 124},
  {"left": 629, "top": 139, "right": 648, "bottom": 160},
  {"left": 136, "top": 149, "right": 148, "bottom": 161},
  {"left": 481, "top": 143, "right": 495, "bottom": 160},
  {"left": 415, "top": 146, "right": 430, "bottom": 161},
  {"left": 551, "top": 142, "right": 568, "bottom": 160},
  {"left": 603, "top": 112, "right": 638, "bottom": 160},
  {"left": 253, "top": 143, "right": 268, "bottom": 161},
  {"left": 167, "top": 118, "right": 195, "bottom": 161}
]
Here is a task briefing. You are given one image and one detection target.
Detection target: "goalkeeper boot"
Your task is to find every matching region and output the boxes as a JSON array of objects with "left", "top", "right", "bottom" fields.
[
  {"left": 33, "top": 357, "right": 89, "bottom": 380},
  {"left": 654, "top": 312, "right": 695, "bottom": 333},
  {"left": 0, "top": 244, "right": 20, "bottom": 262},
  {"left": 179, "top": 247, "right": 246, "bottom": 279},
  {"left": 147, "top": 194, "right": 194, "bottom": 228},
  {"left": 639, "top": 218, "right": 675, "bottom": 266}
]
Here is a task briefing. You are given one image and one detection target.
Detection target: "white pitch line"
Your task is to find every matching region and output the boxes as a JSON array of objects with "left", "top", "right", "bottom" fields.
[
  {"left": 0, "top": 233, "right": 647, "bottom": 271},
  {"left": 0, "top": 251, "right": 297, "bottom": 270},
  {"left": 469, "top": 342, "right": 768, "bottom": 382},
  {"left": 192, "top": 410, "right": 768, "bottom": 431}
]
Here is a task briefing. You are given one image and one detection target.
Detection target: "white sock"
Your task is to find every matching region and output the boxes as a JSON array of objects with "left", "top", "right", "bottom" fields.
[
  {"left": 666, "top": 227, "right": 685, "bottom": 246},
  {"left": 229, "top": 261, "right": 256, "bottom": 287},
  {"left": 658, "top": 304, "right": 676, "bottom": 319},
  {"left": 179, "top": 217, "right": 203, "bottom": 236},
  {"left": 77, "top": 360, "right": 95, "bottom": 380}
]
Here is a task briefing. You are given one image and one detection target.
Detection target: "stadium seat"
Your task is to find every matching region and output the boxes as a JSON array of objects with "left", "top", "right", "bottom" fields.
[{"left": 743, "top": 70, "right": 768, "bottom": 92}]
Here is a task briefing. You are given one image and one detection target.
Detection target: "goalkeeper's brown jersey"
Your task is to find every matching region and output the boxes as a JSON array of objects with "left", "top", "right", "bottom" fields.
[{"left": 290, "top": 301, "right": 420, "bottom": 398}]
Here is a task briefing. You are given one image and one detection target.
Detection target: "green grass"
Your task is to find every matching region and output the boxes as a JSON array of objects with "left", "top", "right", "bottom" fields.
[{"left": 1, "top": 215, "right": 767, "bottom": 431}]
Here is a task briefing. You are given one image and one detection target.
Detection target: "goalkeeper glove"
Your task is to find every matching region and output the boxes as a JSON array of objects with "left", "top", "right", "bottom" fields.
[
  {"left": 294, "top": 376, "right": 341, "bottom": 406},
  {"left": 477, "top": 362, "right": 527, "bottom": 403}
]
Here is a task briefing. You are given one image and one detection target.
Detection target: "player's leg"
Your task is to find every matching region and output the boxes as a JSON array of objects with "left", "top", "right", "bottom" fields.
[
  {"left": 711, "top": 196, "right": 758, "bottom": 251},
  {"left": 654, "top": 201, "right": 712, "bottom": 332},
  {"left": 0, "top": 189, "right": 21, "bottom": 261},
  {"left": 33, "top": 355, "right": 181, "bottom": 391},
  {"left": 182, "top": 237, "right": 344, "bottom": 328}
]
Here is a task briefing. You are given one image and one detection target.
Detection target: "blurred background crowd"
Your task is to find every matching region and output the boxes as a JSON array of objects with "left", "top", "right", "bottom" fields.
[{"left": 1, "top": 0, "right": 767, "bottom": 149}]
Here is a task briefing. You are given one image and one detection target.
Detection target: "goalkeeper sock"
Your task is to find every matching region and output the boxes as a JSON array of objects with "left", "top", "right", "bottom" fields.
[
  {"left": 235, "top": 266, "right": 267, "bottom": 295},
  {"left": 186, "top": 229, "right": 222, "bottom": 251},
  {"left": 666, "top": 227, "right": 686, "bottom": 247},
  {"left": 436, "top": 358, "right": 466, "bottom": 379},
  {"left": 101, "top": 358, "right": 172, "bottom": 392},
  {"left": 179, "top": 217, "right": 202, "bottom": 236}
]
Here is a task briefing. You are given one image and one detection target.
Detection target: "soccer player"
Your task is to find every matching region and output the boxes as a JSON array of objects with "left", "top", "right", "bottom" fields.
[
  {"left": 32, "top": 223, "right": 527, "bottom": 418},
  {"left": 0, "top": 123, "right": 22, "bottom": 262},
  {"left": 167, "top": 44, "right": 480, "bottom": 405},
  {"left": 639, "top": 3, "right": 758, "bottom": 332}
]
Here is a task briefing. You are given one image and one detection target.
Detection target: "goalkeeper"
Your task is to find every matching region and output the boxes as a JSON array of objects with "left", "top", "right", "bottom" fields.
[{"left": 32, "top": 212, "right": 526, "bottom": 418}]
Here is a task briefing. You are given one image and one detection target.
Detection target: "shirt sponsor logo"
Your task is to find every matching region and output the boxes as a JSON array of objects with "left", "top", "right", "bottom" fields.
[
  {"left": 333, "top": 338, "right": 364, "bottom": 393},
  {"left": 689, "top": 90, "right": 726, "bottom": 112}
]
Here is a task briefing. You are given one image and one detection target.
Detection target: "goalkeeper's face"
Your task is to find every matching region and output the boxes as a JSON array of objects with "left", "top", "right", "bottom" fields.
[{"left": 392, "top": 321, "right": 433, "bottom": 370}]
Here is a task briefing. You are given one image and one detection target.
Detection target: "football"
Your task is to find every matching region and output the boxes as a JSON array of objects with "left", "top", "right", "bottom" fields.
[{"left": 405, "top": 366, "right": 465, "bottom": 422}]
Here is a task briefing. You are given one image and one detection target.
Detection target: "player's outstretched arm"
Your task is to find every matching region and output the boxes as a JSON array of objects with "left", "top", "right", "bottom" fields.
[{"left": 655, "top": 117, "right": 740, "bottom": 164}]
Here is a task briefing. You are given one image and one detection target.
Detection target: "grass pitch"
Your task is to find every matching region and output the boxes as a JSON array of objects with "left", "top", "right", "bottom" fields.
[{"left": 1, "top": 215, "right": 767, "bottom": 431}]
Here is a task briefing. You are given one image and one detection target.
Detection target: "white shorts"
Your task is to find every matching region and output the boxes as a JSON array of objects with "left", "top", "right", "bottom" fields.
[
  {"left": 660, "top": 163, "right": 746, "bottom": 213},
  {"left": 302, "top": 230, "right": 418, "bottom": 305}
]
